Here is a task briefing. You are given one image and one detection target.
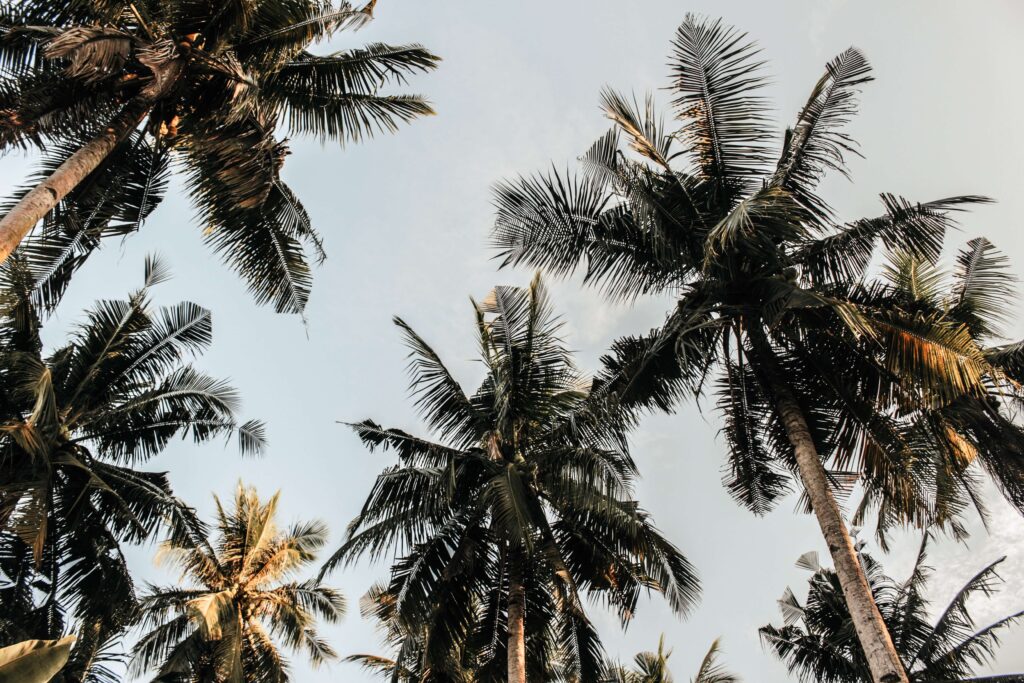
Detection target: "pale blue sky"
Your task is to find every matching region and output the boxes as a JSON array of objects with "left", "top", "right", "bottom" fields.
[{"left": 4, "top": 1, "right": 1024, "bottom": 680}]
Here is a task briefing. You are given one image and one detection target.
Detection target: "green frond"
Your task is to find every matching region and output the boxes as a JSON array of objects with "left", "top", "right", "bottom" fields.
[
  {"left": 702, "top": 186, "right": 809, "bottom": 270},
  {"left": 692, "top": 638, "right": 739, "bottom": 683},
  {"left": 773, "top": 47, "right": 873, "bottom": 219},
  {"left": 580, "top": 127, "right": 621, "bottom": 186},
  {"left": 274, "top": 43, "right": 439, "bottom": 94},
  {"left": 268, "top": 86, "right": 435, "bottom": 144},
  {"left": 242, "top": 2, "right": 369, "bottom": 48},
  {"left": 881, "top": 250, "right": 947, "bottom": 307},
  {"left": 492, "top": 168, "right": 610, "bottom": 277},
  {"left": 669, "top": 14, "right": 773, "bottom": 200},
  {"left": 198, "top": 179, "right": 319, "bottom": 315},
  {"left": 797, "top": 195, "right": 990, "bottom": 286},
  {"left": 716, "top": 362, "right": 791, "bottom": 514},
  {"left": 393, "top": 316, "right": 481, "bottom": 449},
  {"left": 948, "top": 237, "right": 1016, "bottom": 338},
  {"left": 0, "top": 9, "right": 60, "bottom": 77}
]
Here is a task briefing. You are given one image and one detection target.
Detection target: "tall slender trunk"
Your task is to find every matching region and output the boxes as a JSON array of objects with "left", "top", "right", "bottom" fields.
[
  {"left": 748, "top": 326, "right": 909, "bottom": 683},
  {"left": 0, "top": 61, "right": 182, "bottom": 264},
  {"left": 507, "top": 553, "right": 527, "bottom": 683}
]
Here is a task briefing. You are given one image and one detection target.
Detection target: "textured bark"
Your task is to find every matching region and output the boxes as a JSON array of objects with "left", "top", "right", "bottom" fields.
[
  {"left": 748, "top": 327, "right": 909, "bottom": 683},
  {"left": 0, "top": 61, "right": 182, "bottom": 264},
  {"left": 507, "top": 557, "right": 527, "bottom": 683}
]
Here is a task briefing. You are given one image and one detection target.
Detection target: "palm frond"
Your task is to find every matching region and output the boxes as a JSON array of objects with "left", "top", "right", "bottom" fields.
[
  {"left": 773, "top": 47, "right": 873, "bottom": 218},
  {"left": 393, "top": 316, "right": 481, "bottom": 449},
  {"left": 872, "top": 309, "right": 991, "bottom": 405},
  {"left": 948, "top": 237, "right": 1015, "bottom": 338},
  {"left": 797, "top": 195, "right": 990, "bottom": 286},
  {"left": 274, "top": 43, "right": 439, "bottom": 93},
  {"left": 600, "top": 88, "right": 672, "bottom": 169},
  {"left": 267, "top": 84, "right": 434, "bottom": 144},
  {"left": 669, "top": 14, "right": 773, "bottom": 200},
  {"left": 693, "top": 638, "right": 739, "bottom": 683},
  {"left": 717, "top": 361, "right": 791, "bottom": 514},
  {"left": 492, "top": 168, "right": 609, "bottom": 277},
  {"left": 44, "top": 26, "right": 132, "bottom": 83}
]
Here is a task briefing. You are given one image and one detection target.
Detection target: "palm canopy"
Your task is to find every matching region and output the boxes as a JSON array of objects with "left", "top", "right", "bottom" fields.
[
  {"left": 761, "top": 536, "right": 1024, "bottom": 683},
  {"left": 600, "top": 637, "right": 740, "bottom": 683},
  {"left": 323, "top": 275, "right": 699, "bottom": 682},
  {"left": 130, "top": 483, "right": 345, "bottom": 683},
  {"left": 490, "top": 13, "right": 1024, "bottom": 541},
  {"left": 345, "top": 582, "right": 481, "bottom": 682},
  {"left": 0, "top": 0, "right": 439, "bottom": 313},
  {"left": 0, "top": 255, "right": 264, "bottom": 681},
  {"left": 843, "top": 239, "right": 1024, "bottom": 539},
  {"left": 349, "top": 578, "right": 621, "bottom": 683}
]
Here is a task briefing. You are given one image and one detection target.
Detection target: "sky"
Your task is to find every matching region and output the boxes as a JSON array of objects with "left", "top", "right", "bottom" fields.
[{"left": 3, "top": 0, "right": 1024, "bottom": 680}]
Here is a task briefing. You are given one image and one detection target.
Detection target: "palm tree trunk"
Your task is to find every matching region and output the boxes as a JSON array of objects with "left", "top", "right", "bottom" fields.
[
  {"left": 747, "top": 326, "right": 908, "bottom": 683},
  {"left": 508, "top": 554, "right": 527, "bottom": 683},
  {"left": 0, "top": 62, "right": 182, "bottom": 264}
]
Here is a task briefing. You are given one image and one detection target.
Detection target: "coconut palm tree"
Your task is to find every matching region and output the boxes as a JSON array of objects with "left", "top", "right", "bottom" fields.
[
  {"left": 130, "top": 484, "right": 345, "bottom": 683},
  {"left": 0, "top": 255, "right": 264, "bottom": 681},
  {"left": 349, "top": 576, "right": 605, "bottom": 682},
  {"left": 345, "top": 582, "right": 480, "bottom": 682},
  {"left": 490, "top": 14, "right": 1024, "bottom": 683},
  {"left": 601, "top": 637, "right": 740, "bottom": 683},
  {"left": 0, "top": 0, "right": 438, "bottom": 313},
  {"left": 761, "top": 536, "right": 1024, "bottom": 683},
  {"left": 323, "top": 275, "right": 699, "bottom": 683}
]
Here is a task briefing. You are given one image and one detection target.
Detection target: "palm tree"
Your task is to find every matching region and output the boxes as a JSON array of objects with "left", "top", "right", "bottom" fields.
[
  {"left": 130, "top": 483, "right": 345, "bottom": 683},
  {"left": 761, "top": 536, "right": 1024, "bottom": 683},
  {"left": 490, "top": 14, "right": 1024, "bottom": 683},
  {"left": 0, "top": 0, "right": 438, "bottom": 314},
  {"left": 345, "top": 582, "right": 480, "bottom": 682},
  {"left": 601, "top": 637, "right": 740, "bottom": 683},
  {"left": 0, "top": 255, "right": 264, "bottom": 681},
  {"left": 322, "top": 275, "right": 699, "bottom": 683}
]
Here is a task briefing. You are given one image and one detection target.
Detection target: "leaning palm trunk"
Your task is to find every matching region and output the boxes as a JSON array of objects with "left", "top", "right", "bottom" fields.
[
  {"left": 508, "top": 558, "right": 528, "bottom": 683},
  {"left": 0, "top": 60, "right": 182, "bottom": 263},
  {"left": 748, "top": 328, "right": 907, "bottom": 683}
]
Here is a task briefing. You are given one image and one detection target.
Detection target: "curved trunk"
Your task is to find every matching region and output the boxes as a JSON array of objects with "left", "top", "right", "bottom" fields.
[
  {"left": 508, "top": 555, "right": 527, "bottom": 683},
  {"left": 748, "top": 327, "right": 909, "bottom": 683},
  {"left": 0, "top": 62, "right": 182, "bottom": 264}
]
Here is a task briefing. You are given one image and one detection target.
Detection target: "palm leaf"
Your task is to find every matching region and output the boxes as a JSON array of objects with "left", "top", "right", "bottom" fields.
[
  {"left": 669, "top": 14, "right": 772, "bottom": 199},
  {"left": 773, "top": 47, "right": 873, "bottom": 218},
  {"left": 692, "top": 639, "right": 739, "bottom": 683},
  {"left": 600, "top": 88, "right": 671, "bottom": 169},
  {"left": 275, "top": 43, "right": 439, "bottom": 93},
  {"left": 948, "top": 237, "right": 1015, "bottom": 338},
  {"left": 797, "top": 195, "right": 990, "bottom": 286},
  {"left": 0, "top": 635, "right": 77, "bottom": 683},
  {"left": 393, "top": 317, "right": 481, "bottom": 448}
]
